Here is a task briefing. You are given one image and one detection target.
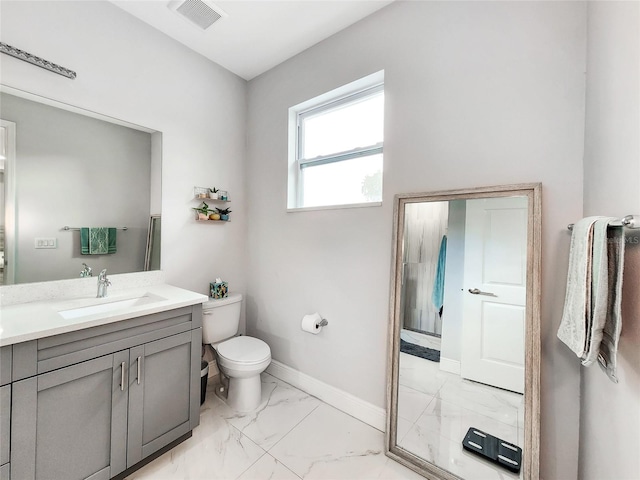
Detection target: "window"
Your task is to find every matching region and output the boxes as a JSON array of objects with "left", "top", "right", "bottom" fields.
[{"left": 288, "top": 72, "right": 384, "bottom": 210}]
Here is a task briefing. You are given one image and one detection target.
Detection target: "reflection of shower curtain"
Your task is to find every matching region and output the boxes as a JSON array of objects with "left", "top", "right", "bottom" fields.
[{"left": 401, "top": 202, "right": 449, "bottom": 335}]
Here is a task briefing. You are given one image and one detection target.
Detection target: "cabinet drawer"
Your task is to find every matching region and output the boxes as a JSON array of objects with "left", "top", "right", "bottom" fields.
[{"left": 12, "top": 305, "right": 202, "bottom": 380}]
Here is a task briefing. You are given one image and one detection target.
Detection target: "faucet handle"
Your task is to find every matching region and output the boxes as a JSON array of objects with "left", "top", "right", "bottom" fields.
[{"left": 80, "top": 263, "right": 93, "bottom": 278}]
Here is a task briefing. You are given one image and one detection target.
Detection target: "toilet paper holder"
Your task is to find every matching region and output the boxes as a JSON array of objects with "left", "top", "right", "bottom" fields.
[{"left": 301, "top": 313, "right": 329, "bottom": 334}]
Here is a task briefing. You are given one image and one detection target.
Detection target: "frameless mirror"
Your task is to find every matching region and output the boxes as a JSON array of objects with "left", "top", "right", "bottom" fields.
[
  {"left": 0, "top": 88, "right": 161, "bottom": 285},
  {"left": 386, "top": 184, "right": 541, "bottom": 480}
]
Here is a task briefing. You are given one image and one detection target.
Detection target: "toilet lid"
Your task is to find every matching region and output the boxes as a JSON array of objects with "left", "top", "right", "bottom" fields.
[{"left": 217, "top": 336, "right": 270, "bottom": 364}]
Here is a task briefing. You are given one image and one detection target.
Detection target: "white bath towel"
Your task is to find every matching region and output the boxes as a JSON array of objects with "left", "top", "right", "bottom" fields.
[
  {"left": 597, "top": 224, "right": 626, "bottom": 382},
  {"left": 557, "top": 217, "right": 626, "bottom": 381},
  {"left": 581, "top": 218, "right": 614, "bottom": 366},
  {"left": 557, "top": 217, "right": 601, "bottom": 357}
]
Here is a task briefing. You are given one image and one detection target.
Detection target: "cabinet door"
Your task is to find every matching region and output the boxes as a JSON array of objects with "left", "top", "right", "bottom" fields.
[
  {"left": 1, "top": 384, "right": 10, "bottom": 467},
  {"left": 11, "top": 351, "right": 129, "bottom": 480},
  {"left": 127, "top": 330, "right": 199, "bottom": 467}
]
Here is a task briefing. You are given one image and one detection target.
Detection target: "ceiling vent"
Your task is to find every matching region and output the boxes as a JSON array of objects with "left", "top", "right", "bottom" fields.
[{"left": 168, "top": 0, "right": 227, "bottom": 30}]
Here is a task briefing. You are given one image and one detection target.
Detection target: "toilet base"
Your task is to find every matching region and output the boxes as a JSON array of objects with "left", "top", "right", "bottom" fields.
[{"left": 226, "top": 375, "right": 262, "bottom": 412}]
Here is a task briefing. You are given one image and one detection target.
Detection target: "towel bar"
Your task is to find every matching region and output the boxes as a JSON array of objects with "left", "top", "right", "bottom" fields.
[
  {"left": 63, "top": 226, "right": 128, "bottom": 231},
  {"left": 567, "top": 215, "right": 638, "bottom": 231}
]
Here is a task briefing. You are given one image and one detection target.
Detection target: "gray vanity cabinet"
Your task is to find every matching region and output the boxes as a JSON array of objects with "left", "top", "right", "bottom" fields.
[
  {"left": 6, "top": 304, "right": 203, "bottom": 480},
  {"left": 11, "top": 351, "right": 129, "bottom": 480},
  {"left": 1, "top": 345, "right": 12, "bottom": 480},
  {"left": 1, "top": 384, "right": 10, "bottom": 480}
]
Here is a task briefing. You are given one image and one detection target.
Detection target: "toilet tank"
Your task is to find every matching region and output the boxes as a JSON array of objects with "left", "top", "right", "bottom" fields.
[{"left": 202, "top": 293, "right": 243, "bottom": 344}]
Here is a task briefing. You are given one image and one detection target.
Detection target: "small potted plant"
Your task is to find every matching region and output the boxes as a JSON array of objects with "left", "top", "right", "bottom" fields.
[
  {"left": 192, "top": 202, "right": 211, "bottom": 220},
  {"left": 216, "top": 207, "right": 232, "bottom": 221},
  {"left": 208, "top": 187, "right": 219, "bottom": 199}
]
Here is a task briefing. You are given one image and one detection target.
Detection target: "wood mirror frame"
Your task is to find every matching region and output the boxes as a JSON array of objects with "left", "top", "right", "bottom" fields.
[{"left": 385, "top": 183, "right": 541, "bottom": 480}]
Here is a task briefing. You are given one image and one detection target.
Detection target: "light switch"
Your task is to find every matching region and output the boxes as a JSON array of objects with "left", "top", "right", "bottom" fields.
[{"left": 34, "top": 237, "right": 57, "bottom": 249}]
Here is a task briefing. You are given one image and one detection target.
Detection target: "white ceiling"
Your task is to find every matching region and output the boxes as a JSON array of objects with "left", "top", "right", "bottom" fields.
[{"left": 110, "top": 0, "right": 394, "bottom": 81}]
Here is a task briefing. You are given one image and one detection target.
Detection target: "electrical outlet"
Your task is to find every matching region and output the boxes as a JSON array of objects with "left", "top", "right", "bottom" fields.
[{"left": 34, "top": 237, "right": 57, "bottom": 249}]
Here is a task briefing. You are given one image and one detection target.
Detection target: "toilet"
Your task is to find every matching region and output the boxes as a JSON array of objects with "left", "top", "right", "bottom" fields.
[{"left": 202, "top": 293, "right": 271, "bottom": 412}]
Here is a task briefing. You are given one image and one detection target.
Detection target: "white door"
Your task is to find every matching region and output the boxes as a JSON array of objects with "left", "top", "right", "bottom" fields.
[{"left": 460, "top": 196, "right": 527, "bottom": 394}]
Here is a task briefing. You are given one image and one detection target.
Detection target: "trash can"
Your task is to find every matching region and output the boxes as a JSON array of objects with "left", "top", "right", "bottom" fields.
[{"left": 200, "top": 360, "right": 209, "bottom": 405}]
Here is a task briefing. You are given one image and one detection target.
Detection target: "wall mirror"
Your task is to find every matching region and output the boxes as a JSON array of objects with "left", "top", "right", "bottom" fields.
[
  {"left": 386, "top": 184, "right": 541, "bottom": 480},
  {"left": 0, "top": 86, "right": 162, "bottom": 285}
]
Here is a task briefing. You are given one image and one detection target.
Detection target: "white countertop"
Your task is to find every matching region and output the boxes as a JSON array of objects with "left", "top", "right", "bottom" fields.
[{"left": 0, "top": 284, "right": 208, "bottom": 346}]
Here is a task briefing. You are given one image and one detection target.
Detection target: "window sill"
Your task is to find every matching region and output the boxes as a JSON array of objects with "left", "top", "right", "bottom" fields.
[{"left": 287, "top": 201, "right": 382, "bottom": 213}]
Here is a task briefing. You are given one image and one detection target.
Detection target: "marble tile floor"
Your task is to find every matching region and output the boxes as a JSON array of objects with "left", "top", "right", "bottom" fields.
[
  {"left": 126, "top": 373, "right": 425, "bottom": 480},
  {"left": 397, "top": 352, "right": 525, "bottom": 479}
]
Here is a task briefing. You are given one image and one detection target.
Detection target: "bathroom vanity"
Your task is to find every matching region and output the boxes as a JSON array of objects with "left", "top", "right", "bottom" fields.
[{"left": 0, "top": 283, "right": 208, "bottom": 480}]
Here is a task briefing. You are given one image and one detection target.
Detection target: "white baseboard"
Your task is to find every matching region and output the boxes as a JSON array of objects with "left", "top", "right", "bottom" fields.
[
  {"left": 439, "top": 357, "right": 460, "bottom": 375},
  {"left": 266, "top": 360, "right": 386, "bottom": 432}
]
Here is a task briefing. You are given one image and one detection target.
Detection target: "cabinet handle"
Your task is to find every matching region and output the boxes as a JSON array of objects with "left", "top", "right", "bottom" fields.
[
  {"left": 137, "top": 356, "right": 142, "bottom": 385},
  {"left": 120, "top": 362, "right": 126, "bottom": 391}
]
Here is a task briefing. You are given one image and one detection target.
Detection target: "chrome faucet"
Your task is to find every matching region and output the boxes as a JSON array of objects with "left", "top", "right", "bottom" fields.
[
  {"left": 97, "top": 269, "right": 111, "bottom": 298},
  {"left": 80, "top": 263, "right": 93, "bottom": 278}
]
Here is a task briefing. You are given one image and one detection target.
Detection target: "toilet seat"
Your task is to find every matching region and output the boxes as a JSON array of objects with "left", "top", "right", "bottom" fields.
[{"left": 217, "top": 336, "right": 271, "bottom": 366}]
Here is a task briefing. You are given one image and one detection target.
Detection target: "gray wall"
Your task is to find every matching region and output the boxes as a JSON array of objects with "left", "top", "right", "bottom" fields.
[
  {"left": 1, "top": 93, "right": 151, "bottom": 283},
  {"left": 580, "top": 2, "right": 640, "bottom": 479},
  {"left": 246, "top": 2, "right": 586, "bottom": 479}
]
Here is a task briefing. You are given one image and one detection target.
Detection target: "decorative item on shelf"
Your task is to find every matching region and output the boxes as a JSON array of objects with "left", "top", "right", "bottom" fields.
[
  {"left": 208, "top": 187, "right": 219, "bottom": 199},
  {"left": 218, "top": 190, "right": 228, "bottom": 201},
  {"left": 209, "top": 211, "right": 221, "bottom": 221},
  {"left": 210, "top": 278, "right": 229, "bottom": 299},
  {"left": 192, "top": 202, "right": 211, "bottom": 220},
  {"left": 216, "top": 207, "right": 232, "bottom": 221},
  {"left": 194, "top": 186, "right": 209, "bottom": 199}
]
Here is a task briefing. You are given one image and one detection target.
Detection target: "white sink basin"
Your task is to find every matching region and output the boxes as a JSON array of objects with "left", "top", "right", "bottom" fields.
[{"left": 58, "top": 294, "right": 166, "bottom": 320}]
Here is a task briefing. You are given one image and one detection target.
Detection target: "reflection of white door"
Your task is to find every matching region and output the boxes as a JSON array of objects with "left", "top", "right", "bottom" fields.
[{"left": 461, "top": 197, "right": 527, "bottom": 394}]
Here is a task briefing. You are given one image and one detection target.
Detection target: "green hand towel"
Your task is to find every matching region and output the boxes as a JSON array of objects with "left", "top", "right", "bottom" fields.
[
  {"left": 80, "top": 228, "right": 90, "bottom": 255},
  {"left": 108, "top": 228, "right": 117, "bottom": 254},
  {"left": 81, "top": 227, "right": 117, "bottom": 255},
  {"left": 89, "top": 227, "right": 109, "bottom": 254}
]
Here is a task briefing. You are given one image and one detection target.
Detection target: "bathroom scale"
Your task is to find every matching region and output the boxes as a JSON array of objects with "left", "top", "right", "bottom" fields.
[{"left": 461, "top": 427, "right": 522, "bottom": 473}]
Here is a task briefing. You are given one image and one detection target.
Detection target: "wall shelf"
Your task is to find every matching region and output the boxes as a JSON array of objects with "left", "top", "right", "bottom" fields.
[
  {"left": 192, "top": 186, "right": 232, "bottom": 223},
  {"left": 193, "top": 186, "right": 230, "bottom": 202},
  {"left": 193, "top": 197, "right": 230, "bottom": 203}
]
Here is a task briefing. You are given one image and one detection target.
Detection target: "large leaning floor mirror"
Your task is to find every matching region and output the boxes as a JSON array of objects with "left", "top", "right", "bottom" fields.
[{"left": 386, "top": 184, "right": 541, "bottom": 480}]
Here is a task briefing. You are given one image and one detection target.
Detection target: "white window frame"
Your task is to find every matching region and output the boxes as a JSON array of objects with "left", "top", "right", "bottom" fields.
[{"left": 287, "top": 71, "right": 384, "bottom": 211}]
